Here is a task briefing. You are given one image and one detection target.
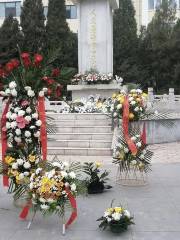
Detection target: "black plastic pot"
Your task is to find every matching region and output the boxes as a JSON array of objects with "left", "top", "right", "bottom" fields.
[
  {"left": 109, "top": 222, "right": 128, "bottom": 233},
  {"left": 87, "top": 181, "right": 104, "bottom": 194}
]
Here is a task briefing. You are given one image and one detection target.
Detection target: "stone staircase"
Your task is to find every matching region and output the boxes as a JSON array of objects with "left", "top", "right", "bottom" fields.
[{"left": 47, "top": 113, "right": 113, "bottom": 161}]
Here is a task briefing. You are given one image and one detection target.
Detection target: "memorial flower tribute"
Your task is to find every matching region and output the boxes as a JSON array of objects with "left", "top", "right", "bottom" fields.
[
  {"left": 97, "top": 203, "right": 134, "bottom": 233},
  {"left": 0, "top": 53, "right": 61, "bottom": 188},
  {"left": 83, "top": 162, "right": 112, "bottom": 194}
]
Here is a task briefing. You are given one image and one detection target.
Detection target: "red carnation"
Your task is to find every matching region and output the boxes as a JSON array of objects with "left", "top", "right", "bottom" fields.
[
  {"left": 6, "top": 62, "right": 14, "bottom": 72},
  {"left": 11, "top": 59, "right": 20, "bottom": 68},
  {"left": 47, "top": 78, "right": 55, "bottom": 85},
  {"left": 21, "top": 52, "right": 31, "bottom": 67},
  {"left": 51, "top": 68, "right": 60, "bottom": 77},
  {"left": 34, "top": 54, "right": 43, "bottom": 67}
]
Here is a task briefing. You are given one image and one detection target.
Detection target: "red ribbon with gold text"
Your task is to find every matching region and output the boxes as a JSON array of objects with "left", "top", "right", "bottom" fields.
[
  {"left": 1, "top": 101, "right": 10, "bottom": 187},
  {"left": 122, "top": 96, "right": 138, "bottom": 156},
  {"left": 141, "top": 122, "right": 147, "bottom": 145},
  {"left": 19, "top": 200, "right": 32, "bottom": 220},
  {"left": 65, "top": 187, "right": 77, "bottom": 228},
  {"left": 38, "top": 96, "right": 47, "bottom": 161}
]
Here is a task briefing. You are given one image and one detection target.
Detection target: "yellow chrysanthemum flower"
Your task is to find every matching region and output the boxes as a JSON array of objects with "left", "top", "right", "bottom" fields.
[
  {"left": 106, "top": 208, "right": 113, "bottom": 213},
  {"left": 28, "top": 155, "right": 36, "bottom": 163},
  {"left": 129, "top": 113, "right": 134, "bottom": 120},
  {"left": 5, "top": 156, "right": 15, "bottom": 165},
  {"left": 40, "top": 177, "right": 55, "bottom": 193},
  {"left": 95, "top": 162, "right": 102, "bottom": 168},
  {"left": 114, "top": 207, "right": 123, "bottom": 213},
  {"left": 112, "top": 93, "right": 117, "bottom": 98}
]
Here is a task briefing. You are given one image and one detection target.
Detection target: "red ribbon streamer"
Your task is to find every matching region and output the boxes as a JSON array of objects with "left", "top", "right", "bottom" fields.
[
  {"left": 1, "top": 101, "right": 10, "bottom": 187},
  {"left": 122, "top": 96, "right": 138, "bottom": 156},
  {"left": 141, "top": 122, "right": 147, "bottom": 145},
  {"left": 65, "top": 188, "right": 77, "bottom": 229},
  {"left": 19, "top": 200, "right": 32, "bottom": 220},
  {"left": 38, "top": 96, "right": 47, "bottom": 161}
]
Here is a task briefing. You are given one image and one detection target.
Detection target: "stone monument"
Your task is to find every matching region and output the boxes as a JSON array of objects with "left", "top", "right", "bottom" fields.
[{"left": 68, "top": 0, "right": 122, "bottom": 100}]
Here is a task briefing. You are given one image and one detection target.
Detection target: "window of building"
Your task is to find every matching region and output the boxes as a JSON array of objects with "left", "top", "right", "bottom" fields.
[
  {"left": 148, "top": 0, "right": 154, "bottom": 9},
  {"left": 44, "top": 6, "right": 48, "bottom": 17},
  {"left": 66, "top": 5, "right": 77, "bottom": 19},
  {"left": 0, "top": 1, "right": 21, "bottom": 18}
]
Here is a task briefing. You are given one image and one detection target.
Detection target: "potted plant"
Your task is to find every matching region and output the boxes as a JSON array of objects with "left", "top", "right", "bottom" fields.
[
  {"left": 97, "top": 202, "right": 134, "bottom": 233},
  {"left": 83, "top": 162, "right": 112, "bottom": 194}
]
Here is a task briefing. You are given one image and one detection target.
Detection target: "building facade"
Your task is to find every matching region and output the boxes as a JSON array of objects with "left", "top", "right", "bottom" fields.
[
  {"left": 0, "top": 0, "right": 78, "bottom": 32},
  {"left": 0, "top": 0, "right": 179, "bottom": 33}
]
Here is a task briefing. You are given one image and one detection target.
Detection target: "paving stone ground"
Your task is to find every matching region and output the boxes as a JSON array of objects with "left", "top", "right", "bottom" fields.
[{"left": 1, "top": 142, "right": 180, "bottom": 240}]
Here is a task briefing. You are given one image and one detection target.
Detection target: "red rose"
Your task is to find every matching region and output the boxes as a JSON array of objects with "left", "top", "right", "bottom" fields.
[
  {"left": 47, "top": 78, "right": 55, "bottom": 85},
  {"left": 51, "top": 68, "right": 60, "bottom": 77},
  {"left": 34, "top": 54, "right": 43, "bottom": 66},
  {"left": 11, "top": 59, "right": 20, "bottom": 68},
  {"left": 6, "top": 62, "right": 14, "bottom": 72},
  {"left": 47, "top": 88, "right": 52, "bottom": 96},
  {"left": 21, "top": 52, "right": 31, "bottom": 67}
]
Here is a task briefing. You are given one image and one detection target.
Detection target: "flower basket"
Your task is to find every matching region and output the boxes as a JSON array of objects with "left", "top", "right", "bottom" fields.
[
  {"left": 109, "top": 222, "right": 128, "bottom": 233},
  {"left": 116, "top": 165, "right": 148, "bottom": 186},
  {"left": 87, "top": 181, "right": 104, "bottom": 194}
]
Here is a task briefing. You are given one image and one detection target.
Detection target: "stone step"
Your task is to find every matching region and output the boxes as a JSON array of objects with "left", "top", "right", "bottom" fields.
[
  {"left": 51, "top": 126, "right": 112, "bottom": 133},
  {"left": 49, "top": 119, "right": 112, "bottom": 127},
  {"left": 47, "top": 155, "right": 112, "bottom": 164},
  {"left": 48, "top": 133, "right": 113, "bottom": 141},
  {"left": 48, "top": 139, "right": 112, "bottom": 148},
  {"left": 46, "top": 113, "right": 111, "bottom": 120},
  {"left": 47, "top": 147, "right": 112, "bottom": 156}
]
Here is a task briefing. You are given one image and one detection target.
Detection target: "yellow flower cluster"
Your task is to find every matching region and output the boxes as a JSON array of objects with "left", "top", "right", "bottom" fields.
[
  {"left": 5, "top": 156, "right": 15, "bottom": 165},
  {"left": 106, "top": 207, "right": 124, "bottom": 214}
]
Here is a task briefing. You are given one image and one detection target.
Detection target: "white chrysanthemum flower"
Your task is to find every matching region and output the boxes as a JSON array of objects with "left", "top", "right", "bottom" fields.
[
  {"left": 18, "top": 110, "right": 25, "bottom": 116},
  {"left": 26, "top": 107, "right": 32, "bottom": 114},
  {"left": 32, "top": 113, "right": 38, "bottom": 119},
  {"left": 61, "top": 171, "right": 68, "bottom": 178},
  {"left": 9, "top": 81, "right": 17, "bottom": 89},
  {"left": 113, "top": 112, "right": 118, "bottom": 117},
  {"left": 47, "top": 199, "right": 55, "bottom": 203},
  {"left": 136, "top": 89, "right": 142, "bottom": 94},
  {"left": 124, "top": 210, "right": 131, "bottom": 218},
  {"left": 130, "top": 101, "right": 136, "bottom": 105},
  {"left": 112, "top": 212, "right": 121, "bottom": 221},
  {"left": 52, "top": 162, "right": 62, "bottom": 168},
  {"left": 27, "top": 89, "right": 35, "bottom": 97},
  {"left": 140, "top": 154, "right": 145, "bottom": 159},
  {"left": 5, "top": 88, "right": 11, "bottom": 95},
  {"left": 12, "top": 163, "right": 18, "bottom": 169},
  {"left": 43, "top": 88, "right": 48, "bottom": 92},
  {"left": 25, "top": 131, "right": 31, "bottom": 138},
  {"left": 25, "top": 86, "right": 31, "bottom": 91},
  {"left": 35, "top": 168, "right": 42, "bottom": 175},
  {"left": 10, "top": 113, "right": 17, "bottom": 120},
  {"left": 142, "top": 149, "right": 147, "bottom": 155},
  {"left": 24, "top": 162, "right": 31, "bottom": 169},
  {"left": 0, "top": 91, "right": 5, "bottom": 96},
  {"left": 131, "top": 136, "right": 137, "bottom": 141},
  {"left": 134, "top": 107, "right": 139, "bottom": 112},
  {"left": 124, "top": 148, "right": 129, "bottom": 153},
  {"left": 130, "top": 89, "right": 136, "bottom": 93},
  {"left": 6, "top": 111, "right": 11, "bottom": 119},
  {"left": 15, "top": 129, "right": 21, "bottom": 136},
  {"left": 36, "top": 120, "right": 42, "bottom": 126},
  {"left": 70, "top": 183, "right": 76, "bottom": 191},
  {"left": 25, "top": 116, "right": 31, "bottom": 122},
  {"left": 34, "top": 131, "right": 40, "bottom": 138},
  {"left": 116, "top": 104, "right": 122, "bottom": 110},
  {"left": 129, "top": 97, "right": 134, "bottom": 101},
  {"left": 11, "top": 89, "right": 17, "bottom": 97},
  {"left": 40, "top": 204, "right": 49, "bottom": 210},
  {"left": 19, "top": 173, "right": 25, "bottom": 180},
  {"left": 17, "top": 158, "right": 23, "bottom": 165},
  {"left": 69, "top": 171, "right": 76, "bottom": 179},
  {"left": 14, "top": 136, "right": 21, "bottom": 143},
  {"left": 136, "top": 142, "right": 142, "bottom": 148},
  {"left": 131, "top": 160, "right": 137, "bottom": 165},
  {"left": 11, "top": 121, "right": 17, "bottom": 128},
  {"left": 30, "top": 182, "right": 34, "bottom": 189},
  {"left": 39, "top": 198, "right": 46, "bottom": 203},
  {"left": 6, "top": 122, "right": 11, "bottom": 129},
  {"left": 14, "top": 107, "right": 20, "bottom": 113},
  {"left": 39, "top": 91, "right": 44, "bottom": 97}
]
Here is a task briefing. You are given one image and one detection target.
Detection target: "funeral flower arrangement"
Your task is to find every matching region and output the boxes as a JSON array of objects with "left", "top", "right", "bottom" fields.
[
  {"left": 83, "top": 162, "right": 112, "bottom": 194},
  {"left": 72, "top": 72, "right": 123, "bottom": 85},
  {"left": 67, "top": 95, "right": 112, "bottom": 114},
  {"left": 0, "top": 52, "right": 61, "bottom": 191},
  {"left": 29, "top": 161, "right": 79, "bottom": 215},
  {"left": 97, "top": 203, "right": 134, "bottom": 233},
  {"left": 111, "top": 89, "right": 148, "bottom": 121},
  {"left": 113, "top": 132, "right": 153, "bottom": 173}
]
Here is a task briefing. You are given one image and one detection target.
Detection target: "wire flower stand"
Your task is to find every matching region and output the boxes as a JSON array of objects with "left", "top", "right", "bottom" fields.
[{"left": 116, "top": 166, "right": 148, "bottom": 186}]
